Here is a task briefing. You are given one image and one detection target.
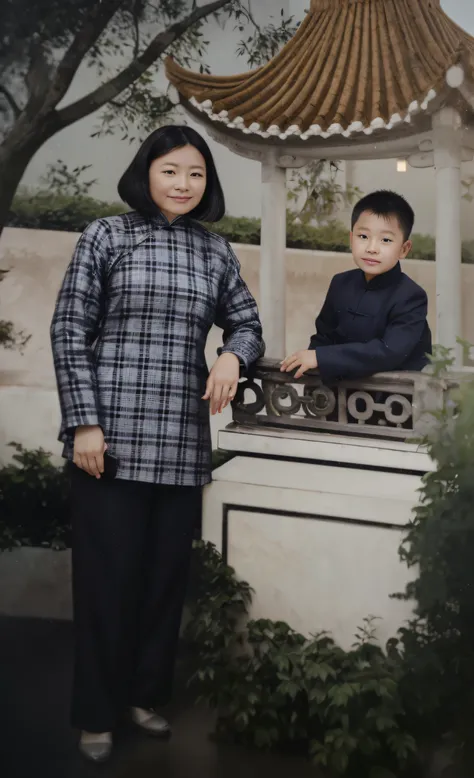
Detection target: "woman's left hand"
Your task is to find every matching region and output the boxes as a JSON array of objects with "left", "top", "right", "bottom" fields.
[{"left": 203, "top": 352, "right": 240, "bottom": 415}]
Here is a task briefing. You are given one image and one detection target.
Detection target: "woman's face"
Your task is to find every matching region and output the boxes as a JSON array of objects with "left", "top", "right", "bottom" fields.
[{"left": 149, "top": 144, "right": 207, "bottom": 222}]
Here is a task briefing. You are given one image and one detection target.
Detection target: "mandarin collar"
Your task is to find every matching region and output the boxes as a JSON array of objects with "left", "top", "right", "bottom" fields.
[
  {"left": 153, "top": 210, "right": 189, "bottom": 229},
  {"left": 359, "top": 261, "right": 402, "bottom": 290},
  {"left": 134, "top": 210, "right": 189, "bottom": 230}
]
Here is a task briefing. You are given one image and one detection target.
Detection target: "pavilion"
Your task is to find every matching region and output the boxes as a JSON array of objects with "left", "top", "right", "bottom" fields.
[{"left": 166, "top": 0, "right": 474, "bottom": 363}]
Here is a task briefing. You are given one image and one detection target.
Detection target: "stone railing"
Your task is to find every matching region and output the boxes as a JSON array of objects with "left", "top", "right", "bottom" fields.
[{"left": 233, "top": 358, "right": 467, "bottom": 441}]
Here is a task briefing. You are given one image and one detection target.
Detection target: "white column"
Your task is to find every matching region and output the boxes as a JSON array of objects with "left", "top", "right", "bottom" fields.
[
  {"left": 260, "top": 155, "right": 287, "bottom": 358},
  {"left": 344, "top": 159, "right": 355, "bottom": 188},
  {"left": 433, "top": 107, "right": 462, "bottom": 365}
]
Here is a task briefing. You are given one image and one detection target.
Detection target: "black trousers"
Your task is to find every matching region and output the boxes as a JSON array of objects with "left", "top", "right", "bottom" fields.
[{"left": 69, "top": 465, "right": 201, "bottom": 732}]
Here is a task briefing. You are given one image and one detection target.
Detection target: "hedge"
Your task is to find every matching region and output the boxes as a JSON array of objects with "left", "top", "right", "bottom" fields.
[{"left": 7, "top": 188, "right": 474, "bottom": 263}]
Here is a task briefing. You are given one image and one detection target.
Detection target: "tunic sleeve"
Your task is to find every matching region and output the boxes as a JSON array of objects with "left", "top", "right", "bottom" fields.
[
  {"left": 50, "top": 220, "right": 109, "bottom": 438},
  {"left": 215, "top": 245, "right": 265, "bottom": 369}
]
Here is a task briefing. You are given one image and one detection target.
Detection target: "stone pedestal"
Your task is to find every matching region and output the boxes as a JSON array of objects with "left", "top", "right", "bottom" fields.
[{"left": 203, "top": 423, "right": 432, "bottom": 650}]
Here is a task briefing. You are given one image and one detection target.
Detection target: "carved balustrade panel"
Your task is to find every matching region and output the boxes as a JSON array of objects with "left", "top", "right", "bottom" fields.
[{"left": 232, "top": 359, "right": 462, "bottom": 441}]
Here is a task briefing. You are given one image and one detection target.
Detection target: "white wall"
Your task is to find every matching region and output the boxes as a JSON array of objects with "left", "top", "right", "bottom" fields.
[{"left": 14, "top": 0, "right": 474, "bottom": 236}]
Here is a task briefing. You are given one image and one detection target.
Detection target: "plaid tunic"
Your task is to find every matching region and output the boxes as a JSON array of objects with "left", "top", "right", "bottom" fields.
[{"left": 50, "top": 211, "right": 264, "bottom": 485}]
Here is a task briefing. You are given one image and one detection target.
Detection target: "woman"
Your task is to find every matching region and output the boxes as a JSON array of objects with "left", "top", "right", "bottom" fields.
[{"left": 50, "top": 125, "right": 264, "bottom": 762}]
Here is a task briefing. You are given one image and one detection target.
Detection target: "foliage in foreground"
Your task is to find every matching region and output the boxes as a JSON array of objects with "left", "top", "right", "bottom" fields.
[
  {"left": 0, "top": 267, "right": 31, "bottom": 351},
  {"left": 395, "top": 365, "right": 474, "bottom": 745},
  {"left": 184, "top": 543, "right": 419, "bottom": 777},
  {"left": 0, "top": 443, "right": 70, "bottom": 551}
]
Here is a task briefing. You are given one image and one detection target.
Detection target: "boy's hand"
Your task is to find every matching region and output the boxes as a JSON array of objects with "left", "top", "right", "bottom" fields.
[{"left": 280, "top": 349, "right": 318, "bottom": 379}]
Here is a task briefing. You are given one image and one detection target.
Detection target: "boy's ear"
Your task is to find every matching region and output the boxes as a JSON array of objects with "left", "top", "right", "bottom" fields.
[
  {"left": 349, "top": 231, "right": 353, "bottom": 248},
  {"left": 400, "top": 239, "right": 412, "bottom": 259}
]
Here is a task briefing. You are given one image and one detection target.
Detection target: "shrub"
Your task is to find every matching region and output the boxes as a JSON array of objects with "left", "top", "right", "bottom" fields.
[
  {"left": 8, "top": 188, "right": 124, "bottom": 233},
  {"left": 409, "top": 233, "right": 435, "bottom": 262},
  {"left": 395, "top": 364, "right": 474, "bottom": 742},
  {"left": 462, "top": 239, "right": 474, "bottom": 264},
  {"left": 286, "top": 218, "right": 350, "bottom": 253},
  {"left": 0, "top": 443, "right": 70, "bottom": 551},
  {"left": 205, "top": 214, "right": 262, "bottom": 246},
  {"left": 185, "top": 571, "right": 419, "bottom": 777},
  {"left": 8, "top": 189, "right": 474, "bottom": 261}
]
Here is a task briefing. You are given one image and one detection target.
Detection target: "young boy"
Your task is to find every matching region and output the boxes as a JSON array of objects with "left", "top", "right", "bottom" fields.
[{"left": 281, "top": 190, "right": 432, "bottom": 384}]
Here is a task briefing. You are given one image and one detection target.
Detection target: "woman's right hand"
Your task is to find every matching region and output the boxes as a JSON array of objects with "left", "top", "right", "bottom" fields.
[{"left": 74, "top": 425, "right": 107, "bottom": 478}]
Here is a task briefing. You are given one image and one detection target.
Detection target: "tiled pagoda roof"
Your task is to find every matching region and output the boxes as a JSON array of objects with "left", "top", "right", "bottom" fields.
[{"left": 166, "top": 0, "right": 474, "bottom": 141}]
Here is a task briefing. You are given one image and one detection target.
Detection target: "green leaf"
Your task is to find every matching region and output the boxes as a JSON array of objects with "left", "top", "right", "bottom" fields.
[
  {"left": 387, "top": 732, "right": 417, "bottom": 760},
  {"left": 310, "top": 740, "right": 328, "bottom": 766},
  {"left": 375, "top": 715, "right": 397, "bottom": 732},
  {"left": 327, "top": 683, "right": 355, "bottom": 707},
  {"left": 254, "top": 728, "right": 274, "bottom": 748},
  {"left": 330, "top": 750, "right": 350, "bottom": 774},
  {"left": 308, "top": 687, "right": 327, "bottom": 704},
  {"left": 306, "top": 661, "right": 336, "bottom": 682},
  {"left": 235, "top": 711, "right": 249, "bottom": 729},
  {"left": 277, "top": 680, "right": 300, "bottom": 699}
]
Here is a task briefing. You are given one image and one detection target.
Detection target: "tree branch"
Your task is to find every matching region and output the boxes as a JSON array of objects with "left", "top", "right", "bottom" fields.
[
  {"left": 0, "top": 85, "right": 21, "bottom": 118},
  {"left": 57, "top": 0, "right": 232, "bottom": 128},
  {"left": 25, "top": 38, "right": 54, "bottom": 109},
  {"left": 108, "top": 98, "right": 129, "bottom": 109},
  {"left": 45, "top": 0, "right": 125, "bottom": 108},
  {"left": 132, "top": 5, "right": 140, "bottom": 60}
]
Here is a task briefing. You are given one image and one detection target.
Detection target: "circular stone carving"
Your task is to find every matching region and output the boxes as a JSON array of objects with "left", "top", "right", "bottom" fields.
[
  {"left": 347, "top": 391, "right": 374, "bottom": 422},
  {"left": 384, "top": 394, "right": 412, "bottom": 424},
  {"left": 233, "top": 380, "right": 265, "bottom": 415},
  {"left": 303, "top": 386, "right": 336, "bottom": 417},
  {"left": 268, "top": 384, "right": 302, "bottom": 416}
]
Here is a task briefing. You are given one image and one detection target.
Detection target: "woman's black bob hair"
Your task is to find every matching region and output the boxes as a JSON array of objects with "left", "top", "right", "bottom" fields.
[{"left": 118, "top": 125, "right": 225, "bottom": 222}]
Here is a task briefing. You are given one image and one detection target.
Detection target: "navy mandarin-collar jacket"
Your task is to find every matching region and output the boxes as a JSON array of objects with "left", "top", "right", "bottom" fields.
[{"left": 309, "top": 262, "right": 432, "bottom": 384}]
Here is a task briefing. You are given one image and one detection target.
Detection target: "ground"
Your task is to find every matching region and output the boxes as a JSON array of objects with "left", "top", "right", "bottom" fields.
[{"left": 0, "top": 616, "right": 319, "bottom": 778}]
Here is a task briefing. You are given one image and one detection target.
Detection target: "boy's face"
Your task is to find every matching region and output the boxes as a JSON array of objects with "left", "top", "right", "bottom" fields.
[{"left": 350, "top": 211, "right": 412, "bottom": 280}]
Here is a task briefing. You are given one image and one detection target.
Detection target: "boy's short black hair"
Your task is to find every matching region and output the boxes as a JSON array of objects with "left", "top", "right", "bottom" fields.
[
  {"left": 118, "top": 124, "right": 225, "bottom": 222},
  {"left": 351, "top": 190, "right": 414, "bottom": 241}
]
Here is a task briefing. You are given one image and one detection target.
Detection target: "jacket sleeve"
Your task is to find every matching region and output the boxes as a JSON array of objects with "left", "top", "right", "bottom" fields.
[
  {"left": 315, "top": 287, "right": 428, "bottom": 383},
  {"left": 215, "top": 245, "right": 265, "bottom": 369},
  {"left": 309, "top": 278, "right": 337, "bottom": 349},
  {"left": 50, "top": 220, "right": 109, "bottom": 438}
]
